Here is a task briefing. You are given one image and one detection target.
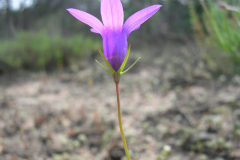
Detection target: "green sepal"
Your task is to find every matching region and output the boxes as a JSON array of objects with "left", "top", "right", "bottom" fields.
[
  {"left": 117, "top": 44, "right": 131, "bottom": 73},
  {"left": 96, "top": 45, "right": 141, "bottom": 82},
  {"left": 121, "top": 57, "right": 141, "bottom": 75},
  {"left": 95, "top": 60, "right": 112, "bottom": 75},
  {"left": 98, "top": 48, "right": 115, "bottom": 74}
]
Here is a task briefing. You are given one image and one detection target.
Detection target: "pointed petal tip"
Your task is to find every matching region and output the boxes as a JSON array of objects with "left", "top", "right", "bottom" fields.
[
  {"left": 123, "top": 4, "right": 162, "bottom": 36},
  {"left": 151, "top": 4, "right": 162, "bottom": 10},
  {"left": 157, "top": 5, "right": 163, "bottom": 9},
  {"left": 90, "top": 28, "right": 99, "bottom": 33},
  {"left": 66, "top": 8, "right": 73, "bottom": 12},
  {"left": 66, "top": 8, "right": 104, "bottom": 35},
  {"left": 66, "top": 8, "right": 77, "bottom": 14},
  {"left": 156, "top": 4, "right": 162, "bottom": 8}
]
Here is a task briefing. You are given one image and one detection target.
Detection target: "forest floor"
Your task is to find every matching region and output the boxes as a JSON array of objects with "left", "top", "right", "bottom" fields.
[{"left": 1, "top": 39, "right": 240, "bottom": 160}]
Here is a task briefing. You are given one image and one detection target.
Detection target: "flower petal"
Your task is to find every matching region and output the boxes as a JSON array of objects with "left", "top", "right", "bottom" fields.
[
  {"left": 101, "top": 0, "right": 124, "bottom": 32},
  {"left": 90, "top": 28, "right": 99, "bottom": 33},
  {"left": 67, "top": 8, "right": 104, "bottom": 35},
  {"left": 123, "top": 5, "right": 162, "bottom": 36}
]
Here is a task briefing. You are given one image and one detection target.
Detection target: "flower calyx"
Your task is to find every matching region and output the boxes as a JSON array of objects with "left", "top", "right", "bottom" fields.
[{"left": 95, "top": 45, "right": 141, "bottom": 83}]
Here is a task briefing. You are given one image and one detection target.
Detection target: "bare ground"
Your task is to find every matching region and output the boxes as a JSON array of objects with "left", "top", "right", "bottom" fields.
[{"left": 1, "top": 40, "right": 240, "bottom": 160}]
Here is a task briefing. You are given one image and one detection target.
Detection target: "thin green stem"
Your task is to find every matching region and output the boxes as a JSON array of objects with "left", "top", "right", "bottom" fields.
[{"left": 115, "top": 83, "right": 131, "bottom": 160}]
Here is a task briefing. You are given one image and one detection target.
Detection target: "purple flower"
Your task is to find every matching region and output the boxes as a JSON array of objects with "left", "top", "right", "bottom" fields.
[{"left": 67, "top": 0, "right": 162, "bottom": 72}]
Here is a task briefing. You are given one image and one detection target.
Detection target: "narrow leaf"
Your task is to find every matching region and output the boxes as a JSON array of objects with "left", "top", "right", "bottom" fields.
[
  {"left": 98, "top": 48, "right": 115, "bottom": 73},
  {"left": 117, "top": 44, "right": 131, "bottom": 73},
  {"left": 95, "top": 60, "right": 112, "bottom": 75},
  {"left": 121, "top": 57, "right": 141, "bottom": 75}
]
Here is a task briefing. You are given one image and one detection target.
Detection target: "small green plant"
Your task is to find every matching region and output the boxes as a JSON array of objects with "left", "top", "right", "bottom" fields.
[
  {"left": 190, "top": 0, "right": 240, "bottom": 73},
  {"left": 206, "top": 1, "right": 240, "bottom": 68},
  {"left": 156, "top": 145, "right": 171, "bottom": 160}
]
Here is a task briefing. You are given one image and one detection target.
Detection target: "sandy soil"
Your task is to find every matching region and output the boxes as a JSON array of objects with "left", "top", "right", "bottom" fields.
[{"left": 1, "top": 40, "right": 240, "bottom": 160}]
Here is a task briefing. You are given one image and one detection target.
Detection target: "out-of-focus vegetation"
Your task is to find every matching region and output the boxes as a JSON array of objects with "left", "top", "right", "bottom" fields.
[
  {"left": 1, "top": 0, "right": 240, "bottom": 74},
  {"left": 0, "top": 31, "right": 101, "bottom": 72},
  {"left": 190, "top": 0, "right": 240, "bottom": 73},
  {"left": 0, "top": 0, "right": 193, "bottom": 73}
]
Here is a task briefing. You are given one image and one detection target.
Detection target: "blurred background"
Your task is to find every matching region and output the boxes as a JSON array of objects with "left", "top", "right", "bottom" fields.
[{"left": 0, "top": 0, "right": 240, "bottom": 160}]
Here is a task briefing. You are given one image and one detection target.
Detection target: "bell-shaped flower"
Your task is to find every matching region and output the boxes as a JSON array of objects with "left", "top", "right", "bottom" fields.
[{"left": 67, "top": 0, "right": 161, "bottom": 73}]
